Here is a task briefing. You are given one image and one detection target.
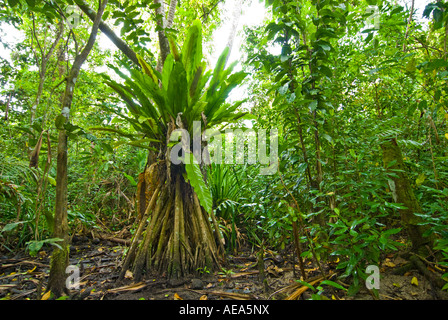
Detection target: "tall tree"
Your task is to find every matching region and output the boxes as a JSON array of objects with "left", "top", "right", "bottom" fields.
[
  {"left": 47, "top": 0, "right": 108, "bottom": 297},
  {"left": 100, "top": 20, "right": 248, "bottom": 280}
]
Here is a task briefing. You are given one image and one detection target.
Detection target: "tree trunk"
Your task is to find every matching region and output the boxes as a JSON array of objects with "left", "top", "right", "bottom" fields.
[
  {"left": 47, "top": 128, "right": 69, "bottom": 297},
  {"left": 381, "top": 138, "right": 433, "bottom": 252},
  {"left": 154, "top": 0, "right": 171, "bottom": 73},
  {"left": 47, "top": 0, "right": 107, "bottom": 297},
  {"left": 166, "top": 0, "right": 177, "bottom": 29}
]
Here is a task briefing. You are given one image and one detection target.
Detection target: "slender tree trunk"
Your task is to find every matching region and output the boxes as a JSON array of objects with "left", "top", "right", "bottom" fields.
[
  {"left": 380, "top": 138, "right": 433, "bottom": 252},
  {"left": 166, "top": 0, "right": 177, "bottom": 29},
  {"left": 154, "top": 0, "right": 171, "bottom": 72},
  {"left": 4, "top": 91, "right": 12, "bottom": 121},
  {"left": 47, "top": 0, "right": 107, "bottom": 297}
]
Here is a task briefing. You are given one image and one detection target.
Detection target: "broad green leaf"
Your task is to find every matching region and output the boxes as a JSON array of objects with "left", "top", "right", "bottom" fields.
[
  {"left": 162, "top": 53, "right": 174, "bottom": 91},
  {"left": 123, "top": 172, "right": 137, "bottom": 186},
  {"left": 295, "top": 279, "right": 316, "bottom": 291},
  {"left": 184, "top": 153, "right": 213, "bottom": 214},
  {"left": 26, "top": 238, "right": 63, "bottom": 257},
  {"left": 322, "top": 133, "right": 333, "bottom": 144},
  {"left": 1, "top": 221, "right": 27, "bottom": 233},
  {"left": 181, "top": 19, "right": 203, "bottom": 82},
  {"left": 167, "top": 61, "right": 188, "bottom": 115},
  {"left": 137, "top": 54, "right": 158, "bottom": 84}
]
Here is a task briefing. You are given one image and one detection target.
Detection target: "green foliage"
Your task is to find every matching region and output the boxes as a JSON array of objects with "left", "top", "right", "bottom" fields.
[
  {"left": 1, "top": 0, "right": 448, "bottom": 297},
  {"left": 103, "top": 20, "right": 248, "bottom": 219},
  {"left": 295, "top": 278, "right": 347, "bottom": 300},
  {"left": 103, "top": 22, "right": 248, "bottom": 143},
  {"left": 184, "top": 153, "right": 213, "bottom": 214},
  {"left": 239, "top": 0, "right": 448, "bottom": 293},
  {"left": 26, "top": 237, "right": 64, "bottom": 257},
  {"left": 207, "top": 163, "right": 245, "bottom": 250}
]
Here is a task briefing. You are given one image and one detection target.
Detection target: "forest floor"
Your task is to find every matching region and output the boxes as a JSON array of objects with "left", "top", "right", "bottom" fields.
[{"left": 1, "top": 232, "right": 448, "bottom": 300}]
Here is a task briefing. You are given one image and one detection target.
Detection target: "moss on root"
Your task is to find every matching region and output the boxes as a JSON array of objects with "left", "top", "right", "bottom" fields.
[{"left": 47, "top": 244, "right": 70, "bottom": 298}]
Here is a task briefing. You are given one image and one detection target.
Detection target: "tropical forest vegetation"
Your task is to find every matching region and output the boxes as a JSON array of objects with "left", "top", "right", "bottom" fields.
[{"left": 0, "top": 0, "right": 448, "bottom": 302}]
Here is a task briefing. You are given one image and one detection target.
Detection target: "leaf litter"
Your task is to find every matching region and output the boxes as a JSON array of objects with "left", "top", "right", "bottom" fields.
[{"left": 1, "top": 236, "right": 448, "bottom": 300}]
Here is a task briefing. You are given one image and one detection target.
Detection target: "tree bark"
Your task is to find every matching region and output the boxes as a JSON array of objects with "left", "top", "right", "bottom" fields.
[
  {"left": 166, "top": 0, "right": 177, "bottom": 29},
  {"left": 381, "top": 138, "right": 433, "bottom": 252},
  {"left": 154, "top": 0, "right": 171, "bottom": 72},
  {"left": 47, "top": 0, "right": 107, "bottom": 298}
]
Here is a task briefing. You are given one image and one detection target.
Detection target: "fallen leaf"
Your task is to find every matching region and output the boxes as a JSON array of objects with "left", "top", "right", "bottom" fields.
[
  {"left": 108, "top": 282, "right": 147, "bottom": 293},
  {"left": 411, "top": 277, "right": 418, "bottom": 286},
  {"left": 384, "top": 260, "right": 396, "bottom": 268},
  {"left": 27, "top": 266, "right": 37, "bottom": 274},
  {"left": 427, "top": 266, "right": 436, "bottom": 273},
  {"left": 435, "top": 265, "right": 446, "bottom": 272},
  {"left": 124, "top": 270, "right": 133, "bottom": 280},
  {"left": 174, "top": 293, "right": 183, "bottom": 300},
  {"left": 199, "top": 295, "right": 208, "bottom": 300},
  {"left": 41, "top": 291, "right": 51, "bottom": 300}
]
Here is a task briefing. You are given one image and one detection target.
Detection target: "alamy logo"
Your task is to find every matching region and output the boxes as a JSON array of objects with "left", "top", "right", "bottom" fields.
[
  {"left": 366, "top": 6, "right": 380, "bottom": 30},
  {"left": 66, "top": 5, "right": 81, "bottom": 30},
  {"left": 66, "top": 265, "right": 80, "bottom": 290},
  {"left": 365, "top": 265, "right": 380, "bottom": 290},
  {"left": 169, "top": 121, "right": 278, "bottom": 175}
]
